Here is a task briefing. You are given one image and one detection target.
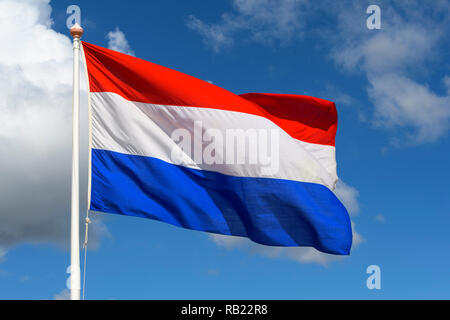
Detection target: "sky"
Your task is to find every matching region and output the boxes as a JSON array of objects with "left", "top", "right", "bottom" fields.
[{"left": 0, "top": 0, "right": 449, "bottom": 299}]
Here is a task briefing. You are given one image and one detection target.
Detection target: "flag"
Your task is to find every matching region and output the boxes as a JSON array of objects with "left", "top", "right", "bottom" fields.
[{"left": 82, "top": 41, "right": 352, "bottom": 255}]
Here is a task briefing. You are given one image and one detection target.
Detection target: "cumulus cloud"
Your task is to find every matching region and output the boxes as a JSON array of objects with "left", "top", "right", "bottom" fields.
[
  {"left": 210, "top": 228, "right": 362, "bottom": 266},
  {"left": 330, "top": 1, "right": 450, "bottom": 144},
  {"left": 190, "top": 1, "right": 450, "bottom": 144},
  {"left": 210, "top": 234, "right": 337, "bottom": 266},
  {"left": 210, "top": 180, "right": 363, "bottom": 266},
  {"left": 333, "top": 181, "right": 360, "bottom": 216},
  {"left": 187, "top": 0, "right": 308, "bottom": 51},
  {"left": 53, "top": 288, "right": 70, "bottom": 300},
  {"left": 0, "top": 0, "right": 107, "bottom": 257},
  {"left": 106, "top": 27, "right": 135, "bottom": 56},
  {"left": 368, "top": 74, "right": 450, "bottom": 144},
  {"left": 322, "top": 84, "right": 358, "bottom": 108}
]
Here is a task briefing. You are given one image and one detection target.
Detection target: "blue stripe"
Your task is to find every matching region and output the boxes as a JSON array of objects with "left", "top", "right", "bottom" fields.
[{"left": 90, "top": 149, "right": 352, "bottom": 255}]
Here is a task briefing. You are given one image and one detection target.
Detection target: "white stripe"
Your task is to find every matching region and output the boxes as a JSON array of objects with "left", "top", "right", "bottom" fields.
[{"left": 91, "top": 92, "right": 338, "bottom": 189}]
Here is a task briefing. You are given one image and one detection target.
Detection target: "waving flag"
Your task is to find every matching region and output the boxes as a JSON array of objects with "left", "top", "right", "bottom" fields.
[{"left": 82, "top": 41, "right": 352, "bottom": 255}]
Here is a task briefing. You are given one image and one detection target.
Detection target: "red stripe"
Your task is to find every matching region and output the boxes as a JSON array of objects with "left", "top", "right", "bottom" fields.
[{"left": 82, "top": 41, "right": 337, "bottom": 146}]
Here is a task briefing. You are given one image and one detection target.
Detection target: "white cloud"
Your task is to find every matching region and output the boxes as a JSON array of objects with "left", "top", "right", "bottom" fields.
[
  {"left": 322, "top": 84, "right": 357, "bottom": 108},
  {"left": 332, "top": 23, "right": 438, "bottom": 75},
  {"left": 0, "top": 0, "right": 105, "bottom": 251},
  {"left": 374, "top": 214, "right": 385, "bottom": 223},
  {"left": 106, "top": 27, "right": 135, "bottom": 56},
  {"left": 350, "top": 221, "right": 364, "bottom": 247},
  {"left": 333, "top": 181, "right": 360, "bottom": 216},
  {"left": 209, "top": 234, "right": 332, "bottom": 265},
  {"left": 186, "top": 16, "right": 234, "bottom": 52},
  {"left": 444, "top": 76, "right": 450, "bottom": 94},
  {"left": 187, "top": 0, "right": 307, "bottom": 51},
  {"left": 190, "top": 1, "right": 450, "bottom": 144},
  {"left": 330, "top": 1, "right": 450, "bottom": 144},
  {"left": 53, "top": 288, "right": 70, "bottom": 300},
  {"left": 368, "top": 74, "right": 450, "bottom": 144},
  {"left": 332, "top": 181, "right": 364, "bottom": 247},
  {"left": 210, "top": 227, "right": 362, "bottom": 266}
]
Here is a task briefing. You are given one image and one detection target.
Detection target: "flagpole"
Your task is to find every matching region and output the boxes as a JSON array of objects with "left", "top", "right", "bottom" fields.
[{"left": 70, "top": 23, "right": 83, "bottom": 301}]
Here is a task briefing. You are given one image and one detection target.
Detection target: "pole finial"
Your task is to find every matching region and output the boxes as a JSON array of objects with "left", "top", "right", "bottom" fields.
[{"left": 70, "top": 23, "right": 84, "bottom": 38}]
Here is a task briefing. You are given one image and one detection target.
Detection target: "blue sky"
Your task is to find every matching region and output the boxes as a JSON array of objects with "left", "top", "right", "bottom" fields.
[{"left": 0, "top": 0, "right": 449, "bottom": 299}]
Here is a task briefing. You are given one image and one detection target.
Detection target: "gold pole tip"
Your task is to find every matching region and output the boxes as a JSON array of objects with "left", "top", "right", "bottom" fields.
[{"left": 70, "top": 23, "right": 84, "bottom": 38}]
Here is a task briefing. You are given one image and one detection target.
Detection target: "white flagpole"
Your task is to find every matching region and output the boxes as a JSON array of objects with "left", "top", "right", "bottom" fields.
[{"left": 69, "top": 23, "right": 84, "bottom": 301}]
